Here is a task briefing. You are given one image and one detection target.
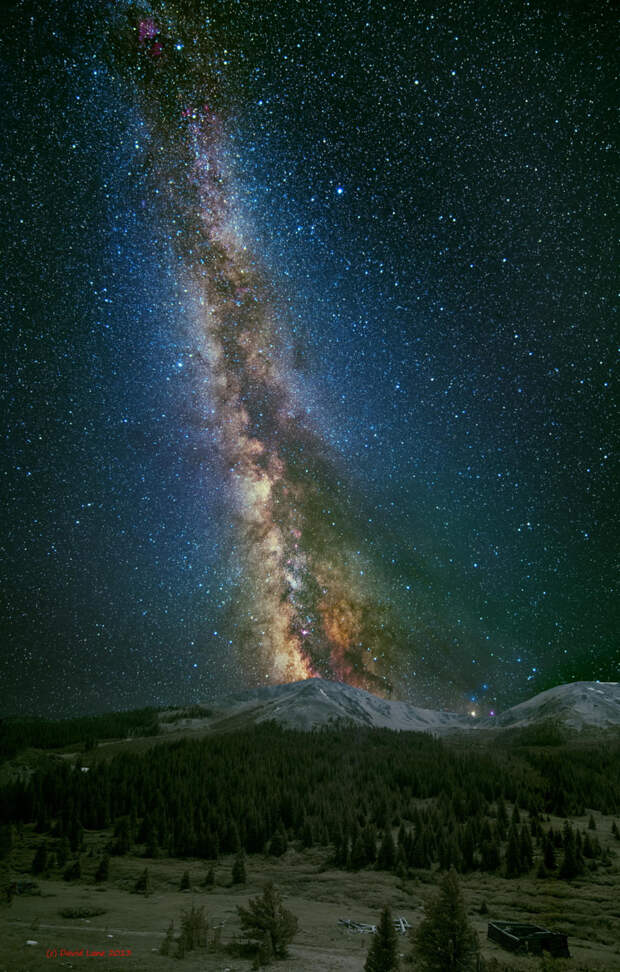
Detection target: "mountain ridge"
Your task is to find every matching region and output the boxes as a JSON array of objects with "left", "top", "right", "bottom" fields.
[{"left": 159, "top": 677, "right": 620, "bottom": 736}]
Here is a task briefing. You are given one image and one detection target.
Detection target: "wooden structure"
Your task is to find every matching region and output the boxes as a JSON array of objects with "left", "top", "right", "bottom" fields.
[
  {"left": 338, "top": 916, "right": 411, "bottom": 936},
  {"left": 488, "top": 920, "right": 569, "bottom": 957}
]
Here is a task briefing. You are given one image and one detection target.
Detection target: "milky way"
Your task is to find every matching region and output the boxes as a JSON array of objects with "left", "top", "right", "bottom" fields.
[{"left": 117, "top": 6, "right": 402, "bottom": 692}]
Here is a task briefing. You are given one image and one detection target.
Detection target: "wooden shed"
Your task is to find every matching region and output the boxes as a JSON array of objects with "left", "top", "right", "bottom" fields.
[{"left": 488, "top": 920, "right": 569, "bottom": 958}]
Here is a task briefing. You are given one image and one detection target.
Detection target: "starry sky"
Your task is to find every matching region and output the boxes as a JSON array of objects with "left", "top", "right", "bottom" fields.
[{"left": 1, "top": 0, "right": 617, "bottom": 718}]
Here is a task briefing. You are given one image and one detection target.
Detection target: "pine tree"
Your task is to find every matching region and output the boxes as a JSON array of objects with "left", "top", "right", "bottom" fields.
[
  {"left": 496, "top": 796, "right": 508, "bottom": 838},
  {"left": 350, "top": 834, "right": 368, "bottom": 870},
  {"left": 63, "top": 858, "right": 81, "bottom": 881},
  {"left": 519, "top": 823, "right": 533, "bottom": 871},
  {"left": 459, "top": 823, "right": 476, "bottom": 872},
  {"left": 95, "top": 853, "right": 109, "bottom": 883},
  {"left": 237, "top": 881, "right": 298, "bottom": 960},
  {"left": 0, "top": 824, "right": 14, "bottom": 860},
  {"left": 301, "top": 816, "right": 314, "bottom": 849},
  {"left": 56, "top": 836, "right": 70, "bottom": 869},
  {"left": 268, "top": 826, "right": 287, "bottom": 858},
  {"left": 505, "top": 824, "right": 522, "bottom": 878},
  {"left": 203, "top": 865, "right": 215, "bottom": 887},
  {"left": 180, "top": 903, "right": 208, "bottom": 950},
  {"left": 480, "top": 839, "right": 500, "bottom": 873},
  {"left": 111, "top": 816, "right": 132, "bottom": 856},
  {"left": 413, "top": 869, "right": 479, "bottom": 972},
  {"left": 377, "top": 829, "right": 396, "bottom": 871},
  {"left": 543, "top": 833, "right": 556, "bottom": 870},
  {"left": 232, "top": 849, "right": 247, "bottom": 885},
  {"left": 159, "top": 920, "right": 175, "bottom": 956},
  {"left": 31, "top": 842, "right": 48, "bottom": 875},
  {"left": 362, "top": 823, "right": 378, "bottom": 865},
  {"left": 364, "top": 905, "right": 399, "bottom": 972},
  {"left": 134, "top": 867, "right": 151, "bottom": 894},
  {"left": 559, "top": 822, "right": 582, "bottom": 879}
]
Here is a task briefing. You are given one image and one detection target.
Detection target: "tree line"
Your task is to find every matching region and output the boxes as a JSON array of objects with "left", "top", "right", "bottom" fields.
[
  {"left": 1, "top": 723, "right": 618, "bottom": 883},
  {"left": 0, "top": 708, "right": 160, "bottom": 759}
]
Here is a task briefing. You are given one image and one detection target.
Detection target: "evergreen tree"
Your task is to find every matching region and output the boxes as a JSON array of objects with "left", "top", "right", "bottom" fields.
[
  {"left": 413, "top": 869, "right": 479, "bottom": 972},
  {"left": 543, "top": 833, "right": 556, "bottom": 870},
  {"left": 480, "top": 839, "right": 500, "bottom": 873},
  {"left": 31, "top": 842, "right": 48, "bottom": 875},
  {"left": 268, "top": 826, "right": 287, "bottom": 858},
  {"left": 68, "top": 818, "right": 84, "bottom": 854},
  {"left": 95, "top": 853, "right": 109, "bottom": 883},
  {"left": 159, "top": 920, "right": 175, "bottom": 956},
  {"left": 362, "top": 822, "right": 378, "bottom": 865},
  {"left": 63, "top": 858, "right": 81, "bottom": 881},
  {"left": 301, "top": 816, "right": 314, "bottom": 849},
  {"left": 350, "top": 834, "right": 368, "bottom": 870},
  {"left": 519, "top": 823, "right": 533, "bottom": 871},
  {"left": 364, "top": 905, "right": 399, "bottom": 972},
  {"left": 111, "top": 816, "right": 132, "bottom": 856},
  {"left": 559, "top": 822, "right": 582, "bottom": 879},
  {"left": 505, "top": 825, "right": 523, "bottom": 878},
  {"left": 459, "top": 823, "right": 476, "bottom": 872},
  {"left": 134, "top": 867, "right": 151, "bottom": 894},
  {"left": 180, "top": 903, "right": 208, "bottom": 950},
  {"left": 377, "top": 829, "right": 396, "bottom": 871},
  {"left": 232, "top": 849, "right": 247, "bottom": 885},
  {"left": 237, "top": 881, "right": 298, "bottom": 960},
  {"left": 203, "top": 865, "right": 215, "bottom": 887},
  {"left": 582, "top": 832, "right": 595, "bottom": 859},
  {"left": 0, "top": 824, "right": 14, "bottom": 860},
  {"left": 56, "top": 836, "right": 70, "bottom": 868},
  {"left": 496, "top": 796, "right": 508, "bottom": 839}
]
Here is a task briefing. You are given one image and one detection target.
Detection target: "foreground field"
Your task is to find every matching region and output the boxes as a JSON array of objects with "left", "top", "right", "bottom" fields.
[{"left": 1, "top": 817, "right": 620, "bottom": 972}]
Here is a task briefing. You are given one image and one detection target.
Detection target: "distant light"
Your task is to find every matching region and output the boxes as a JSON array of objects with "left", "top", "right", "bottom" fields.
[
  {"left": 336, "top": 186, "right": 344, "bottom": 195},
  {"left": 469, "top": 710, "right": 477, "bottom": 718},
  {"left": 489, "top": 710, "right": 495, "bottom": 716}
]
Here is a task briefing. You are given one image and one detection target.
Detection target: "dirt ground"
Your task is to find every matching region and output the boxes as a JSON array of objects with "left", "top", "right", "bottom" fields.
[{"left": 1, "top": 813, "right": 619, "bottom": 972}]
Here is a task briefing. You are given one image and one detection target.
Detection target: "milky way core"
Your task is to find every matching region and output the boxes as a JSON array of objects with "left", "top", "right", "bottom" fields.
[{"left": 117, "top": 6, "right": 401, "bottom": 693}]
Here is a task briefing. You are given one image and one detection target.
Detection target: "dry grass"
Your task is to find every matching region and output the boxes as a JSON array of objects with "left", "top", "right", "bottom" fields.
[{"left": 1, "top": 817, "right": 619, "bottom": 972}]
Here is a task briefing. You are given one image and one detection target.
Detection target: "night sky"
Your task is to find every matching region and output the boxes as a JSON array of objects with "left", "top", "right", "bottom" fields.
[{"left": 1, "top": 0, "right": 617, "bottom": 718}]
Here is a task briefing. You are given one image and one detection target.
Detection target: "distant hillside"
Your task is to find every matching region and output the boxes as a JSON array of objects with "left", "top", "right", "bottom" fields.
[
  {"left": 2, "top": 680, "right": 618, "bottom": 760},
  {"left": 158, "top": 677, "right": 473, "bottom": 735},
  {"left": 487, "top": 681, "right": 620, "bottom": 730},
  {"left": 158, "top": 678, "right": 620, "bottom": 737}
]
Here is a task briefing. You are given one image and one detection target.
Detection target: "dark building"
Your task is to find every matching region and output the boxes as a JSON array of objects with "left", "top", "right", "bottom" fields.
[{"left": 488, "top": 921, "right": 569, "bottom": 958}]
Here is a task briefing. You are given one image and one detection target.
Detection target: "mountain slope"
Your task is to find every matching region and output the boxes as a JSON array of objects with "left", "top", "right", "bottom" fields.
[
  {"left": 160, "top": 678, "right": 472, "bottom": 734},
  {"left": 486, "top": 681, "right": 620, "bottom": 730},
  {"left": 158, "top": 678, "right": 620, "bottom": 736}
]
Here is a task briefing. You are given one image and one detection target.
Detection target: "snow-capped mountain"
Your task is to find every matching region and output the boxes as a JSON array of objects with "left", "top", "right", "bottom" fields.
[
  {"left": 159, "top": 678, "right": 620, "bottom": 736},
  {"left": 160, "top": 678, "right": 472, "bottom": 734},
  {"left": 486, "top": 680, "right": 620, "bottom": 730}
]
